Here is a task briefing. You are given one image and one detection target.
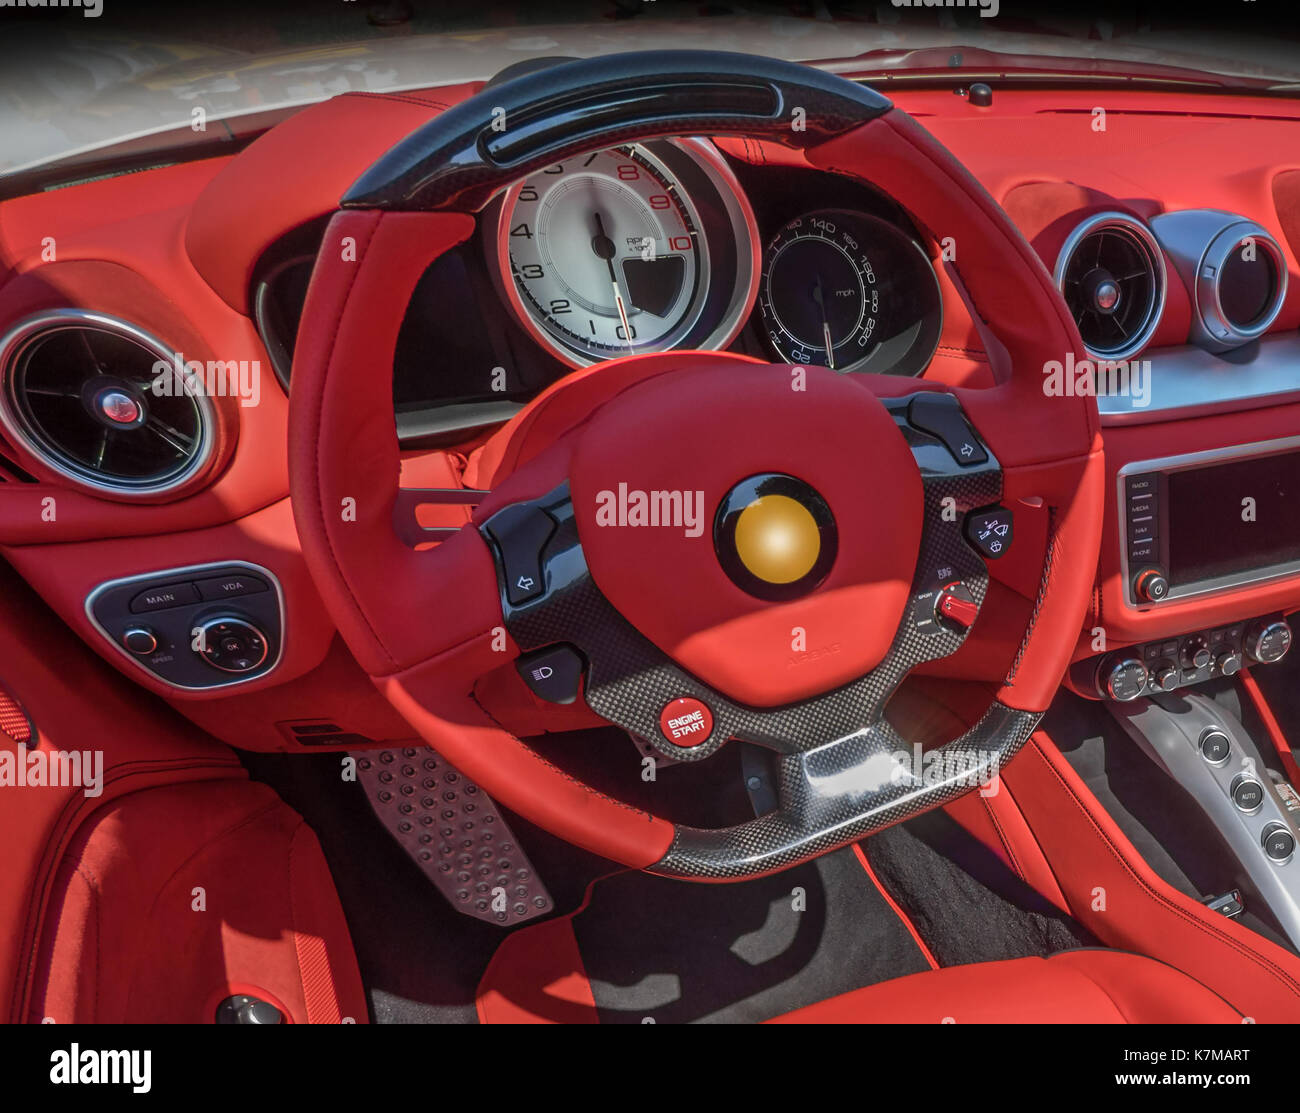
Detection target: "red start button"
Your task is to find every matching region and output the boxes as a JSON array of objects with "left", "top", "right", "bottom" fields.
[{"left": 659, "top": 697, "right": 713, "bottom": 748}]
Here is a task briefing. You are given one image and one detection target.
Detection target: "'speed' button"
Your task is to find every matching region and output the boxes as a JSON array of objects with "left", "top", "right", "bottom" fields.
[{"left": 659, "top": 697, "right": 713, "bottom": 748}]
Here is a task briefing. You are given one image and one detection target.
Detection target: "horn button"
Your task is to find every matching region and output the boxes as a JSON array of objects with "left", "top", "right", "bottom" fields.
[{"left": 568, "top": 364, "right": 923, "bottom": 707}]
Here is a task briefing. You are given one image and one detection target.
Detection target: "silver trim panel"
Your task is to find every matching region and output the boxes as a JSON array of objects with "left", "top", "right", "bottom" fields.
[
  {"left": 84, "top": 560, "right": 286, "bottom": 692},
  {"left": 1099, "top": 332, "right": 1300, "bottom": 424},
  {"left": 1109, "top": 695, "right": 1300, "bottom": 951}
]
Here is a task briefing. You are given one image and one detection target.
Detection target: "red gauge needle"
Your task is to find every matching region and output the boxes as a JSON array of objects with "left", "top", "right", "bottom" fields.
[{"left": 592, "top": 212, "right": 635, "bottom": 353}]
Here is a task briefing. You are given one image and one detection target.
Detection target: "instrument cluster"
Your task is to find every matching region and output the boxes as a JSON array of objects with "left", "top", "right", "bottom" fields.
[{"left": 488, "top": 138, "right": 943, "bottom": 379}]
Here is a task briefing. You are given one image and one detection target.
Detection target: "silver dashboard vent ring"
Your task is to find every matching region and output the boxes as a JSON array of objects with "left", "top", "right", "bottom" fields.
[
  {"left": 0, "top": 310, "right": 215, "bottom": 496},
  {"left": 1054, "top": 211, "right": 1167, "bottom": 362},
  {"left": 1150, "top": 210, "right": 1290, "bottom": 354}
]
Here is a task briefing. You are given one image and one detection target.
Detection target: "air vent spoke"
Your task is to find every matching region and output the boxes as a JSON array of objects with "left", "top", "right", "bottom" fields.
[
  {"left": 22, "top": 386, "right": 82, "bottom": 398},
  {"left": 144, "top": 418, "right": 196, "bottom": 455}
]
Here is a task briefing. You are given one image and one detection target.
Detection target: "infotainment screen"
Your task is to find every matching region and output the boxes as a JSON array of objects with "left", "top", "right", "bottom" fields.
[{"left": 1166, "top": 450, "right": 1300, "bottom": 586}]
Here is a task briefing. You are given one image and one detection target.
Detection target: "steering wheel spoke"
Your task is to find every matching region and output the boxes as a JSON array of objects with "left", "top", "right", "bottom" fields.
[{"left": 654, "top": 701, "right": 1041, "bottom": 879}]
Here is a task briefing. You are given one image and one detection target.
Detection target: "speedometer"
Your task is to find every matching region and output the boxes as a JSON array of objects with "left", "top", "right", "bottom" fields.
[
  {"left": 492, "top": 138, "right": 759, "bottom": 367},
  {"left": 759, "top": 209, "right": 942, "bottom": 376}
]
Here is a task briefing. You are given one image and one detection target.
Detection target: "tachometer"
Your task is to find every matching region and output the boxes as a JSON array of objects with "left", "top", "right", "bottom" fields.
[
  {"left": 493, "top": 139, "right": 759, "bottom": 367},
  {"left": 759, "top": 209, "right": 942, "bottom": 376}
]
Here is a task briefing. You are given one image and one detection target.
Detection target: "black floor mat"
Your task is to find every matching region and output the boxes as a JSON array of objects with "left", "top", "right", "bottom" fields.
[
  {"left": 569, "top": 846, "right": 932, "bottom": 1023},
  {"left": 864, "top": 810, "right": 1096, "bottom": 966},
  {"left": 244, "top": 743, "right": 1099, "bottom": 1023},
  {"left": 563, "top": 812, "right": 1097, "bottom": 1023}
]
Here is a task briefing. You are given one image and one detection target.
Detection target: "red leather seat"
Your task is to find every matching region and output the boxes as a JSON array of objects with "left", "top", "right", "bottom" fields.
[
  {"left": 28, "top": 778, "right": 366, "bottom": 1024},
  {"left": 769, "top": 950, "right": 1243, "bottom": 1023}
]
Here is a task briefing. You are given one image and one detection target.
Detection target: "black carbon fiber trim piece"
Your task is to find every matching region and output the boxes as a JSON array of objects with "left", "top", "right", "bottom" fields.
[
  {"left": 651, "top": 702, "right": 1042, "bottom": 879},
  {"left": 353, "top": 747, "right": 553, "bottom": 925},
  {"left": 343, "top": 51, "right": 891, "bottom": 212}
]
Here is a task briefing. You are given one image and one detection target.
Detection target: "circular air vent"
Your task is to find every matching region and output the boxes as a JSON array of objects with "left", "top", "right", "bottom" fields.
[
  {"left": 0, "top": 311, "right": 213, "bottom": 495},
  {"left": 1054, "top": 212, "right": 1166, "bottom": 361},
  {"left": 1197, "top": 221, "right": 1287, "bottom": 346}
]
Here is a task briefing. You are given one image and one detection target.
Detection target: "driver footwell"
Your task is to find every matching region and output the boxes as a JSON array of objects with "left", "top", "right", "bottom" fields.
[
  {"left": 242, "top": 747, "right": 1095, "bottom": 1023},
  {"left": 477, "top": 812, "right": 1096, "bottom": 1023}
]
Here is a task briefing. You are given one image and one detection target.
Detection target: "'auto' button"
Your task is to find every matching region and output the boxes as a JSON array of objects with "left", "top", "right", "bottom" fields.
[{"left": 516, "top": 644, "right": 585, "bottom": 705}]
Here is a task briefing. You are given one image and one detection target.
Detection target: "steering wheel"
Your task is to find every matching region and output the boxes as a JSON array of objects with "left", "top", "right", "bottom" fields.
[{"left": 288, "top": 51, "right": 1103, "bottom": 881}]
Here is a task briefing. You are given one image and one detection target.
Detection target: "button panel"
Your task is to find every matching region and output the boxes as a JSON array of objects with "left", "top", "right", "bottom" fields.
[
  {"left": 1121, "top": 472, "right": 1162, "bottom": 569},
  {"left": 87, "top": 562, "right": 284, "bottom": 690},
  {"left": 1088, "top": 612, "right": 1289, "bottom": 701}
]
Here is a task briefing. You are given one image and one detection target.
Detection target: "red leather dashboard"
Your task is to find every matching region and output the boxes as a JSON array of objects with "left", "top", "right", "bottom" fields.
[{"left": 0, "top": 78, "right": 1297, "bottom": 746}]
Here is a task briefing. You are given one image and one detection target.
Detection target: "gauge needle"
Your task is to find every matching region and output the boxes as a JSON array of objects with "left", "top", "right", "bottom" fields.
[
  {"left": 812, "top": 274, "right": 835, "bottom": 370},
  {"left": 592, "top": 212, "right": 635, "bottom": 352}
]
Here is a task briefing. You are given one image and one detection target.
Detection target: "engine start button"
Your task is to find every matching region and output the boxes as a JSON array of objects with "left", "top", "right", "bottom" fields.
[{"left": 659, "top": 697, "right": 713, "bottom": 748}]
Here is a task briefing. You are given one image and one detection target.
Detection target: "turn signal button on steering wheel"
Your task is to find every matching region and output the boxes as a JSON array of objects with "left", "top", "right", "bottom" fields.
[{"left": 659, "top": 697, "right": 713, "bottom": 748}]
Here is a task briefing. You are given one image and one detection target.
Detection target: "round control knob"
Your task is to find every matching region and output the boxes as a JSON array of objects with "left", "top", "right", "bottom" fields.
[
  {"left": 193, "top": 616, "right": 269, "bottom": 674},
  {"left": 1246, "top": 620, "right": 1293, "bottom": 665},
  {"left": 1215, "top": 649, "right": 1243, "bottom": 677},
  {"left": 1103, "top": 657, "right": 1149, "bottom": 702},
  {"left": 1231, "top": 775, "right": 1266, "bottom": 814},
  {"left": 1132, "top": 567, "right": 1169, "bottom": 603},
  {"left": 121, "top": 626, "right": 157, "bottom": 655},
  {"left": 1262, "top": 823, "right": 1296, "bottom": 864},
  {"left": 1199, "top": 729, "right": 1231, "bottom": 765},
  {"left": 1181, "top": 636, "right": 1210, "bottom": 671},
  {"left": 1152, "top": 664, "right": 1179, "bottom": 692}
]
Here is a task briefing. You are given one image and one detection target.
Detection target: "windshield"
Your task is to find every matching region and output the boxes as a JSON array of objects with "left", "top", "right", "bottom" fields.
[{"left": 3, "top": 0, "right": 1299, "bottom": 178}]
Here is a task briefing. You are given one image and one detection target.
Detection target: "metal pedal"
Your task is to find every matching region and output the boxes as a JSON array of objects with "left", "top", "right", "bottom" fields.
[{"left": 353, "top": 746, "right": 553, "bottom": 926}]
